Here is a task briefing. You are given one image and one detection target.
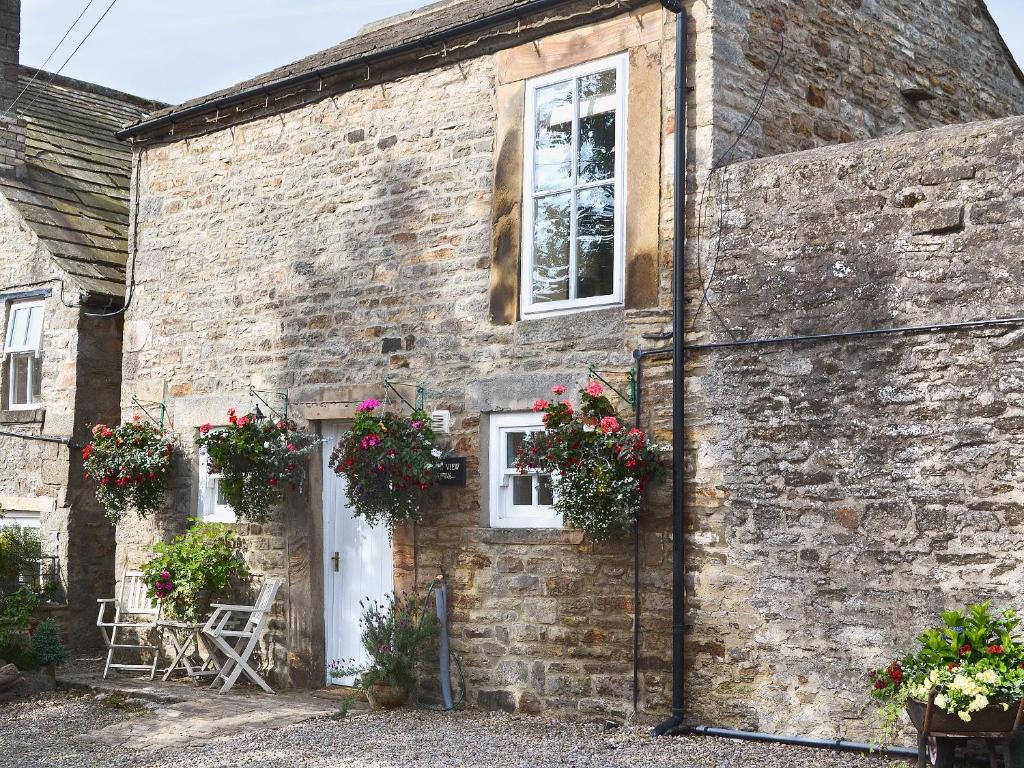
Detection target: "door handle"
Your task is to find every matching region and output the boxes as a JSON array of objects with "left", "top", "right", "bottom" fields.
[{"left": 332, "top": 552, "right": 340, "bottom": 572}]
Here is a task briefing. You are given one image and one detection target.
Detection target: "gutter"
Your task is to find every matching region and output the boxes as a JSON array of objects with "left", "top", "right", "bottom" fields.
[{"left": 116, "top": 0, "right": 640, "bottom": 141}]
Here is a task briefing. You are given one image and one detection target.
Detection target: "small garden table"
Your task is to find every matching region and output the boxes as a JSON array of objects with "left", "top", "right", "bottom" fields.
[{"left": 158, "top": 621, "right": 221, "bottom": 683}]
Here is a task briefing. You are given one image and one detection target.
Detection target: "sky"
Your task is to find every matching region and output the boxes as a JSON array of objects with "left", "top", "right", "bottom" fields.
[{"left": 17, "top": 0, "right": 1024, "bottom": 105}]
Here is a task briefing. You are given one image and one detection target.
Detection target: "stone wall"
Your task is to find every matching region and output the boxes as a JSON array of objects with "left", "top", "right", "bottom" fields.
[
  {"left": 684, "top": 115, "right": 1024, "bottom": 738},
  {"left": 0, "top": 190, "right": 119, "bottom": 648},
  {"left": 712, "top": 0, "right": 1024, "bottom": 162},
  {"left": 119, "top": 11, "right": 689, "bottom": 716}
]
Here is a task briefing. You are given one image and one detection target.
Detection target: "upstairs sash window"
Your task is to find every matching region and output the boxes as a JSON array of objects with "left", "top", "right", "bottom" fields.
[
  {"left": 521, "top": 54, "right": 628, "bottom": 317},
  {"left": 3, "top": 300, "right": 44, "bottom": 409}
]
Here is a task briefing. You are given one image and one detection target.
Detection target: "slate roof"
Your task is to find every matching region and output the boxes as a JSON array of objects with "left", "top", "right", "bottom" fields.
[
  {"left": 119, "top": 0, "right": 1024, "bottom": 142},
  {"left": 1, "top": 67, "right": 164, "bottom": 299},
  {"left": 118, "top": 0, "right": 559, "bottom": 136}
]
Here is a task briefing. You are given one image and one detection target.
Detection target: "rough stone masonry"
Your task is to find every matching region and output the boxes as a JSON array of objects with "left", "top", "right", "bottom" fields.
[
  {"left": 115, "top": 0, "right": 1024, "bottom": 736},
  {"left": 685, "top": 115, "right": 1024, "bottom": 737}
]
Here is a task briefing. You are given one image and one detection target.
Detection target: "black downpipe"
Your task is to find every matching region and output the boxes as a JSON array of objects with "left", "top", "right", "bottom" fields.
[
  {"left": 632, "top": 346, "right": 673, "bottom": 712},
  {"left": 651, "top": 0, "right": 689, "bottom": 738},
  {"left": 651, "top": 2, "right": 920, "bottom": 758},
  {"left": 686, "top": 726, "right": 918, "bottom": 759}
]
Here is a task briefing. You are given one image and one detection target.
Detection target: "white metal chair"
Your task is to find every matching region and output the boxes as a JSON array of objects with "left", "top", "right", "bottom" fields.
[
  {"left": 96, "top": 570, "right": 162, "bottom": 680},
  {"left": 202, "top": 577, "right": 283, "bottom": 694}
]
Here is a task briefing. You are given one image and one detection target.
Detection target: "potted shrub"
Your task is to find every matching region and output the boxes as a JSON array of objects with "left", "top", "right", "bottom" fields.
[
  {"left": 82, "top": 417, "right": 176, "bottom": 524},
  {"left": 329, "top": 592, "right": 438, "bottom": 710},
  {"left": 30, "top": 618, "right": 68, "bottom": 686},
  {"left": 870, "top": 602, "right": 1024, "bottom": 765},
  {"left": 328, "top": 399, "right": 438, "bottom": 532},
  {"left": 196, "top": 410, "right": 320, "bottom": 522},
  {"left": 516, "top": 381, "right": 667, "bottom": 541},
  {"left": 140, "top": 522, "right": 248, "bottom": 623},
  {"left": 0, "top": 586, "right": 37, "bottom": 667}
]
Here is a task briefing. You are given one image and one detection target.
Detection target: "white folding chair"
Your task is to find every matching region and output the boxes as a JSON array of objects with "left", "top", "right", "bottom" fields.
[
  {"left": 202, "top": 577, "right": 283, "bottom": 694},
  {"left": 97, "top": 570, "right": 162, "bottom": 680}
]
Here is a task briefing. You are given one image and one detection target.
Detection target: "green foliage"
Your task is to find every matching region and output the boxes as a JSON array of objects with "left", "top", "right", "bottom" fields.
[
  {"left": 82, "top": 418, "right": 176, "bottom": 524},
  {"left": 30, "top": 618, "right": 68, "bottom": 667},
  {"left": 869, "top": 602, "right": 1024, "bottom": 745},
  {"left": 329, "top": 399, "right": 438, "bottom": 531},
  {"left": 329, "top": 592, "right": 439, "bottom": 691},
  {"left": 196, "top": 411, "right": 320, "bottom": 522},
  {"left": 0, "top": 586, "right": 38, "bottom": 649},
  {"left": 140, "top": 522, "right": 248, "bottom": 623},
  {"left": 516, "top": 381, "right": 667, "bottom": 541},
  {"left": 0, "top": 525, "right": 42, "bottom": 593}
]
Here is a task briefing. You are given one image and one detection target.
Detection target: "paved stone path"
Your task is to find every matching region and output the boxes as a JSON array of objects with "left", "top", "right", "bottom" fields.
[{"left": 58, "top": 670, "right": 342, "bottom": 751}]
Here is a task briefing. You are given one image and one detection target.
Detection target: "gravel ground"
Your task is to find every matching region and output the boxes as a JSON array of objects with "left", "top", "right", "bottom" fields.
[{"left": 0, "top": 692, "right": 911, "bottom": 768}]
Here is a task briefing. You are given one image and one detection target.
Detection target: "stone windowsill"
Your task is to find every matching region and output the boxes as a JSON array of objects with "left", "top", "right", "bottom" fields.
[
  {"left": 463, "top": 527, "right": 585, "bottom": 546},
  {"left": 0, "top": 407, "right": 45, "bottom": 425}
]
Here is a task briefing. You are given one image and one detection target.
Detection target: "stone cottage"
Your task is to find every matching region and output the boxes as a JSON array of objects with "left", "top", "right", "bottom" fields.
[
  {"left": 0, "top": 1, "right": 161, "bottom": 642},
  {"left": 114, "top": 0, "right": 1024, "bottom": 733}
]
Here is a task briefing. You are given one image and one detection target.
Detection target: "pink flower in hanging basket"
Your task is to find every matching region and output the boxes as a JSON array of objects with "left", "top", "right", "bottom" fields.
[
  {"left": 532, "top": 399, "right": 550, "bottom": 412},
  {"left": 585, "top": 380, "right": 604, "bottom": 397},
  {"left": 551, "top": 384, "right": 566, "bottom": 395},
  {"left": 357, "top": 398, "right": 381, "bottom": 413},
  {"left": 600, "top": 416, "right": 621, "bottom": 434}
]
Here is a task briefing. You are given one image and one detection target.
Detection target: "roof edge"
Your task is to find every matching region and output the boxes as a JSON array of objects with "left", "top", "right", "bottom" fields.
[
  {"left": 118, "top": 0, "right": 643, "bottom": 141},
  {"left": 19, "top": 65, "right": 168, "bottom": 112},
  {"left": 977, "top": 1, "right": 1024, "bottom": 87}
]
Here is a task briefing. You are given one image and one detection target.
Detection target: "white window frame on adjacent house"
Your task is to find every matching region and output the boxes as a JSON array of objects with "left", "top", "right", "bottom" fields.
[
  {"left": 0, "top": 509, "right": 40, "bottom": 529},
  {"left": 3, "top": 298, "right": 44, "bottom": 410},
  {"left": 488, "top": 412, "right": 561, "bottom": 529},
  {"left": 520, "top": 53, "right": 629, "bottom": 318},
  {"left": 197, "top": 442, "right": 236, "bottom": 523}
]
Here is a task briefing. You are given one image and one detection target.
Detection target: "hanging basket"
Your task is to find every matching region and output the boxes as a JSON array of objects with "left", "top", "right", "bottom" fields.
[
  {"left": 328, "top": 399, "right": 438, "bottom": 531},
  {"left": 196, "top": 410, "right": 320, "bottom": 522}
]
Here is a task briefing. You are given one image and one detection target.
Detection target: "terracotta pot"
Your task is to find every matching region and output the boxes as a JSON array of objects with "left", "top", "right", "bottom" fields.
[
  {"left": 366, "top": 683, "right": 409, "bottom": 711},
  {"left": 907, "top": 698, "right": 1024, "bottom": 734}
]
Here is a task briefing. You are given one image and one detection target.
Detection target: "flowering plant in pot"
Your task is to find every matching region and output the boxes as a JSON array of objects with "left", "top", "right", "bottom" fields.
[
  {"left": 869, "top": 602, "right": 1024, "bottom": 761},
  {"left": 328, "top": 399, "right": 438, "bottom": 531},
  {"left": 196, "top": 410, "right": 320, "bottom": 522},
  {"left": 140, "top": 522, "right": 248, "bottom": 623},
  {"left": 328, "top": 592, "right": 438, "bottom": 710},
  {"left": 82, "top": 417, "right": 176, "bottom": 524},
  {"left": 515, "top": 381, "right": 667, "bottom": 541}
]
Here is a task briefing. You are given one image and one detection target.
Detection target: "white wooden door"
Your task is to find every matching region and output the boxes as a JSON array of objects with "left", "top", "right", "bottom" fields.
[{"left": 322, "top": 421, "right": 394, "bottom": 685}]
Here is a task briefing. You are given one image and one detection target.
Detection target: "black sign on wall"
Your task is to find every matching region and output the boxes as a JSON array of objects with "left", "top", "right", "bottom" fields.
[{"left": 437, "top": 456, "right": 467, "bottom": 486}]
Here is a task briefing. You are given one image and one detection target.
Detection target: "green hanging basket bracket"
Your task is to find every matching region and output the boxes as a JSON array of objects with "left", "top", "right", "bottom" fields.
[
  {"left": 248, "top": 385, "right": 290, "bottom": 423},
  {"left": 130, "top": 395, "right": 167, "bottom": 429},
  {"left": 384, "top": 376, "right": 426, "bottom": 413},
  {"left": 586, "top": 364, "right": 637, "bottom": 413}
]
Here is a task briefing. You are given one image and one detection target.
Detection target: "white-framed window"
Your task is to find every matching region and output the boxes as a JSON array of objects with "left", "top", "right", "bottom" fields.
[
  {"left": 197, "top": 443, "right": 236, "bottom": 523},
  {"left": 0, "top": 509, "right": 40, "bottom": 529},
  {"left": 521, "top": 53, "right": 628, "bottom": 318},
  {"left": 488, "top": 412, "right": 561, "bottom": 529},
  {"left": 3, "top": 299, "right": 44, "bottom": 409}
]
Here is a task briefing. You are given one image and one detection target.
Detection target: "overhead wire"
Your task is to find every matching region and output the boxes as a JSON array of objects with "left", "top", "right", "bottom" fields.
[
  {"left": 0, "top": 0, "right": 97, "bottom": 119},
  {"left": 11, "top": 0, "right": 120, "bottom": 119}
]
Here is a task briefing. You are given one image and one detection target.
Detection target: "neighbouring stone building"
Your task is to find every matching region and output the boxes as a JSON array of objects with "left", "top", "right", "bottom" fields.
[
  {"left": 113, "top": 0, "right": 1024, "bottom": 735},
  {"left": 0, "top": 1, "right": 161, "bottom": 643}
]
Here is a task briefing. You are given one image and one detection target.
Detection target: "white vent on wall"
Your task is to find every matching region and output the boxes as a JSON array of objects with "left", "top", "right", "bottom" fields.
[{"left": 430, "top": 410, "right": 451, "bottom": 434}]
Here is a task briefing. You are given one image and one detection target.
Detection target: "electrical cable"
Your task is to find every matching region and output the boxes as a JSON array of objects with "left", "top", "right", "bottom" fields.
[
  {"left": 0, "top": 0, "right": 97, "bottom": 119},
  {"left": 12, "top": 0, "right": 120, "bottom": 120},
  {"left": 691, "top": 33, "right": 785, "bottom": 336},
  {"left": 83, "top": 146, "right": 140, "bottom": 318}
]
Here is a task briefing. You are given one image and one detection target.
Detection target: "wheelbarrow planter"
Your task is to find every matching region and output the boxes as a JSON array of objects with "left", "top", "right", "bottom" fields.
[{"left": 907, "top": 697, "right": 1024, "bottom": 768}]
